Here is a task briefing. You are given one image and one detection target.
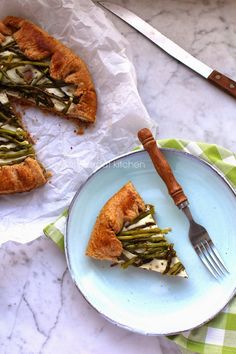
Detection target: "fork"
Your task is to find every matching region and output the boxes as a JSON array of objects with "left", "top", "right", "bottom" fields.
[{"left": 138, "top": 128, "right": 229, "bottom": 279}]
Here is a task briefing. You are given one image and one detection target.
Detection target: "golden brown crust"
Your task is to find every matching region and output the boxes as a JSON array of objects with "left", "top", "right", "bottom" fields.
[
  {"left": 0, "top": 21, "right": 12, "bottom": 43},
  {"left": 1, "top": 16, "right": 97, "bottom": 124},
  {"left": 0, "top": 157, "right": 48, "bottom": 194},
  {"left": 0, "top": 21, "right": 12, "bottom": 35},
  {"left": 86, "top": 182, "right": 145, "bottom": 261}
]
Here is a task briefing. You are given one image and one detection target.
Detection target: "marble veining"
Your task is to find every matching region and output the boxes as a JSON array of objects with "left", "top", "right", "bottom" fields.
[
  {"left": 103, "top": 0, "right": 236, "bottom": 151},
  {"left": 0, "top": 238, "right": 181, "bottom": 354},
  {"left": 2, "top": 0, "right": 236, "bottom": 353}
]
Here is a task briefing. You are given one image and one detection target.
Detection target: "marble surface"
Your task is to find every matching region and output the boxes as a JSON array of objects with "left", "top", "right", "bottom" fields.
[
  {"left": 2, "top": 0, "right": 236, "bottom": 353},
  {"left": 102, "top": 0, "right": 236, "bottom": 151}
]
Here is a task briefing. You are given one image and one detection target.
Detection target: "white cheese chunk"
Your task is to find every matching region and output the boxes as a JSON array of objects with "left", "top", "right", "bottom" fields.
[
  {"left": 1, "top": 124, "right": 18, "bottom": 132},
  {"left": 0, "top": 92, "right": 9, "bottom": 104},
  {"left": 1, "top": 36, "right": 14, "bottom": 46},
  {"left": 61, "top": 85, "right": 76, "bottom": 97},
  {"left": 123, "top": 214, "right": 155, "bottom": 231},
  {"left": 0, "top": 50, "right": 16, "bottom": 57},
  {"left": 0, "top": 156, "right": 31, "bottom": 165},
  {"left": 120, "top": 211, "right": 188, "bottom": 278},
  {"left": 52, "top": 99, "right": 65, "bottom": 112},
  {"left": 140, "top": 256, "right": 187, "bottom": 278},
  {"left": 5, "top": 68, "right": 24, "bottom": 83},
  {"left": 46, "top": 87, "right": 65, "bottom": 98},
  {"left": 0, "top": 142, "right": 17, "bottom": 149}
]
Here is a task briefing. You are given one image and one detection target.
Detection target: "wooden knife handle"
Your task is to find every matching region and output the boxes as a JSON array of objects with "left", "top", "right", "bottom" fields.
[
  {"left": 208, "top": 70, "right": 236, "bottom": 98},
  {"left": 138, "top": 128, "right": 188, "bottom": 207}
]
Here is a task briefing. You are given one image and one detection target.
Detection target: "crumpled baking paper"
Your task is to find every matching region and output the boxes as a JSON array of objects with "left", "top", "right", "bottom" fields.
[{"left": 0, "top": 0, "right": 157, "bottom": 245}]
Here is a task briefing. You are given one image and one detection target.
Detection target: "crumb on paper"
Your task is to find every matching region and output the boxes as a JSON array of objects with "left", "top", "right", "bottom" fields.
[
  {"left": 76, "top": 126, "right": 84, "bottom": 135},
  {"left": 46, "top": 171, "right": 53, "bottom": 179}
]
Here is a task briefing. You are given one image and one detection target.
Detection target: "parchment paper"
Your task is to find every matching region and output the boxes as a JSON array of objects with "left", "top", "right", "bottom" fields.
[{"left": 0, "top": 0, "right": 157, "bottom": 245}]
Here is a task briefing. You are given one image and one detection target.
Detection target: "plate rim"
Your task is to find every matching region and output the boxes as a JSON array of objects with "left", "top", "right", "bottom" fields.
[{"left": 65, "top": 147, "right": 236, "bottom": 336}]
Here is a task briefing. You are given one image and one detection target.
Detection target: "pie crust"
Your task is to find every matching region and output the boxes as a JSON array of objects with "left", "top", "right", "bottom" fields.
[
  {"left": 86, "top": 182, "right": 146, "bottom": 261},
  {"left": 0, "top": 157, "right": 48, "bottom": 194}
]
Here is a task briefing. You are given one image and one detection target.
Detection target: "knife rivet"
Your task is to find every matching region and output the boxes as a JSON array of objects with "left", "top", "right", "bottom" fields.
[
  {"left": 215, "top": 74, "right": 221, "bottom": 80},
  {"left": 229, "top": 83, "right": 235, "bottom": 89}
]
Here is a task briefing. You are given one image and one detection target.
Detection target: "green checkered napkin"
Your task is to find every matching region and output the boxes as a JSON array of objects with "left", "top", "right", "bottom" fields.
[{"left": 44, "top": 139, "right": 236, "bottom": 354}]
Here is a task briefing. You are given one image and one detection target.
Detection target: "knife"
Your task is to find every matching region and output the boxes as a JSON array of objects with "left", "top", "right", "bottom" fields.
[{"left": 98, "top": 1, "right": 236, "bottom": 99}]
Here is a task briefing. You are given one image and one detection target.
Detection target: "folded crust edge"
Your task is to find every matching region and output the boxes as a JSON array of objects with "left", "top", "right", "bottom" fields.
[
  {"left": 0, "top": 157, "right": 48, "bottom": 194},
  {"left": 1, "top": 16, "right": 97, "bottom": 124},
  {"left": 86, "top": 181, "right": 145, "bottom": 261}
]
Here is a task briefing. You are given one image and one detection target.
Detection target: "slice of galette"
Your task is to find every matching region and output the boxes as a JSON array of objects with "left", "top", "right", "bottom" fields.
[{"left": 86, "top": 182, "right": 188, "bottom": 277}]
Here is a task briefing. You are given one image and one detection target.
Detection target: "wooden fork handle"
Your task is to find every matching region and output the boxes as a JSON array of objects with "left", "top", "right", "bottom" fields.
[{"left": 138, "top": 128, "right": 188, "bottom": 207}]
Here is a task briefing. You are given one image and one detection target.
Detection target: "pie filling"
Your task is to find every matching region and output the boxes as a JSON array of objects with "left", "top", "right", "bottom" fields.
[
  {"left": 0, "top": 36, "right": 80, "bottom": 167},
  {"left": 116, "top": 205, "right": 188, "bottom": 277},
  {"left": 0, "top": 92, "right": 35, "bottom": 166},
  {"left": 0, "top": 36, "right": 78, "bottom": 114}
]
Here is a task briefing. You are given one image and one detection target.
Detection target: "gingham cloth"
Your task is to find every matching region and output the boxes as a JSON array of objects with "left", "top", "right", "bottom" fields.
[{"left": 44, "top": 139, "right": 236, "bottom": 354}]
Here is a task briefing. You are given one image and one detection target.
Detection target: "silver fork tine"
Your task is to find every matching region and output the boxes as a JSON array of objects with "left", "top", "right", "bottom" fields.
[
  {"left": 182, "top": 206, "right": 228, "bottom": 279},
  {"left": 200, "top": 242, "right": 223, "bottom": 278},
  {"left": 206, "top": 240, "right": 229, "bottom": 274},
  {"left": 202, "top": 241, "right": 225, "bottom": 277},
  {"left": 195, "top": 244, "right": 219, "bottom": 279}
]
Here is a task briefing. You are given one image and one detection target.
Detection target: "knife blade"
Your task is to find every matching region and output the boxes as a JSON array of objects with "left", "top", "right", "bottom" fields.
[{"left": 98, "top": 1, "right": 236, "bottom": 99}]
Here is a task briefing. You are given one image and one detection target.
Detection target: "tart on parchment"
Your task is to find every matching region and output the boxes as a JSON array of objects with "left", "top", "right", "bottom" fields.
[
  {"left": 86, "top": 182, "right": 188, "bottom": 277},
  {"left": 0, "top": 16, "right": 97, "bottom": 194}
]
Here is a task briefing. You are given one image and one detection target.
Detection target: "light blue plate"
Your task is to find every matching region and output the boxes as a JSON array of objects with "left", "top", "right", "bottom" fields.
[{"left": 65, "top": 149, "right": 236, "bottom": 335}]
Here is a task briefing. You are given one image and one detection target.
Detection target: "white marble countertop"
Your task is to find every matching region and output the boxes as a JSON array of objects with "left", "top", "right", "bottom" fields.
[
  {"left": 1, "top": 1, "right": 236, "bottom": 353},
  {"left": 103, "top": 0, "right": 236, "bottom": 152}
]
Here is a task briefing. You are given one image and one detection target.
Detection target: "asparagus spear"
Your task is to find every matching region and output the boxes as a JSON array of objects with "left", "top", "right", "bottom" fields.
[{"left": 116, "top": 205, "right": 185, "bottom": 275}]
